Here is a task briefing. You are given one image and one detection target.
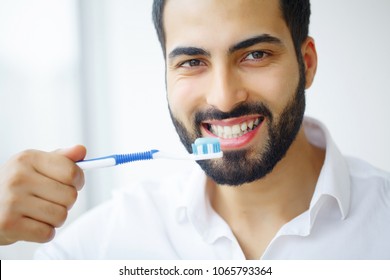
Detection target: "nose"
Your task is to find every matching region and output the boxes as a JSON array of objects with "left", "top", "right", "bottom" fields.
[{"left": 206, "top": 65, "right": 248, "bottom": 112}]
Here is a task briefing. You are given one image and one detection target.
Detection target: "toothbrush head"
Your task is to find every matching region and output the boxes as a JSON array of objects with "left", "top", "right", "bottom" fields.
[{"left": 191, "top": 137, "right": 223, "bottom": 160}]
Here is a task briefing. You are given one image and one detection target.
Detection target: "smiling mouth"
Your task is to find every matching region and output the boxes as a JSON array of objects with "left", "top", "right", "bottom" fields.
[{"left": 203, "top": 116, "right": 265, "bottom": 139}]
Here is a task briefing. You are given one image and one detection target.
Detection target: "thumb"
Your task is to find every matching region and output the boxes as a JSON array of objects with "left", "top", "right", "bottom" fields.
[{"left": 54, "top": 145, "right": 87, "bottom": 162}]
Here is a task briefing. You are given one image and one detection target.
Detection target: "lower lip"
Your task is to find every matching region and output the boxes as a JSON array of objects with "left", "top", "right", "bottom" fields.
[{"left": 202, "top": 121, "right": 264, "bottom": 150}]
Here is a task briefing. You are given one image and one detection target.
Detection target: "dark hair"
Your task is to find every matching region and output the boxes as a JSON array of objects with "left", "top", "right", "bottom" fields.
[
  {"left": 152, "top": 0, "right": 311, "bottom": 58},
  {"left": 152, "top": 0, "right": 165, "bottom": 54}
]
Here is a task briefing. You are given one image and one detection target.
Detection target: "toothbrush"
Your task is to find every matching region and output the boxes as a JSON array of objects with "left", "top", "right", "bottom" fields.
[{"left": 76, "top": 137, "right": 223, "bottom": 170}]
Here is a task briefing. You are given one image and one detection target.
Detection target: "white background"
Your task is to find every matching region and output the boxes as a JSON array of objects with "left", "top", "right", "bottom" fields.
[{"left": 0, "top": 0, "right": 389, "bottom": 259}]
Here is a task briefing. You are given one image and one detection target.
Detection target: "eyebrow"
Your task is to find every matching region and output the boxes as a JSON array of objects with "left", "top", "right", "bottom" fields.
[
  {"left": 168, "top": 47, "right": 210, "bottom": 60},
  {"left": 229, "top": 34, "right": 283, "bottom": 53},
  {"left": 167, "top": 34, "right": 283, "bottom": 61}
]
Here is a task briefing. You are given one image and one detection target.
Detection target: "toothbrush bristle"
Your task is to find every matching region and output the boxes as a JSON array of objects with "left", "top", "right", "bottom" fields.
[{"left": 192, "top": 137, "right": 221, "bottom": 155}]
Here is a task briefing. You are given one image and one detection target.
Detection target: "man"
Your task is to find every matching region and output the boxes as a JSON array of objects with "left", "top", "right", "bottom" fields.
[{"left": 1, "top": 0, "right": 389, "bottom": 259}]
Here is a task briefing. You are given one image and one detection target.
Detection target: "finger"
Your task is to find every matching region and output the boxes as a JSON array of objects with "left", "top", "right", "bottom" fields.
[
  {"left": 20, "top": 195, "right": 68, "bottom": 228},
  {"left": 25, "top": 172, "right": 78, "bottom": 209},
  {"left": 10, "top": 217, "right": 55, "bottom": 243},
  {"left": 54, "top": 145, "right": 87, "bottom": 162},
  {"left": 29, "top": 150, "right": 85, "bottom": 191},
  {"left": 1, "top": 156, "right": 79, "bottom": 209},
  {"left": 0, "top": 212, "right": 55, "bottom": 244}
]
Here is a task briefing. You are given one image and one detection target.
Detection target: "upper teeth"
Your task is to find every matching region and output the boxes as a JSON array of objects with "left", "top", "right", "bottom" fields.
[{"left": 208, "top": 117, "right": 262, "bottom": 139}]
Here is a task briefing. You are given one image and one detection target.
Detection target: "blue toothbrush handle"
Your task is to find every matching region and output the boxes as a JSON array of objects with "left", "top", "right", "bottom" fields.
[{"left": 76, "top": 150, "right": 159, "bottom": 170}]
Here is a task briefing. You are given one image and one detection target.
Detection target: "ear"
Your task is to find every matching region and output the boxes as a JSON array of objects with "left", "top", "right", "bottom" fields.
[{"left": 301, "top": 37, "right": 318, "bottom": 89}]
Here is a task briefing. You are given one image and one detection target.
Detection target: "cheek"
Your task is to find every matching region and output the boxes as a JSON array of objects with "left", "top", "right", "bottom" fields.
[
  {"left": 245, "top": 63, "right": 299, "bottom": 114},
  {"left": 167, "top": 76, "right": 206, "bottom": 123}
]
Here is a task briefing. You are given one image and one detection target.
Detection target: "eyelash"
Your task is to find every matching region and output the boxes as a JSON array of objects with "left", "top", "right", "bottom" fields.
[
  {"left": 178, "top": 59, "right": 205, "bottom": 68},
  {"left": 176, "top": 50, "right": 271, "bottom": 68},
  {"left": 242, "top": 50, "right": 270, "bottom": 62}
]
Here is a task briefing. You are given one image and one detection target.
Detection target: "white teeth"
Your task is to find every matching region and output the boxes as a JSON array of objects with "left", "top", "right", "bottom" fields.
[
  {"left": 241, "top": 122, "right": 247, "bottom": 131},
  {"left": 218, "top": 126, "right": 224, "bottom": 135},
  {"left": 223, "top": 126, "right": 232, "bottom": 138},
  {"left": 232, "top": 124, "right": 241, "bottom": 134},
  {"left": 248, "top": 120, "right": 254, "bottom": 130},
  {"left": 208, "top": 117, "right": 263, "bottom": 139}
]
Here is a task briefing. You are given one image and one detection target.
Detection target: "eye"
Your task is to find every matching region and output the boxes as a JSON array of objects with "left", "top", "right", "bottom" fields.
[
  {"left": 243, "top": 51, "right": 268, "bottom": 61},
  {"left": 179, "top": 59, "right": 205, "bottom": 68}
]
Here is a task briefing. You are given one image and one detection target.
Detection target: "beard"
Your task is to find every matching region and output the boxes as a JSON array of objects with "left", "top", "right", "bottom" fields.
[{"left": 168, "top": 60, "right": 306, "bottom": 186}]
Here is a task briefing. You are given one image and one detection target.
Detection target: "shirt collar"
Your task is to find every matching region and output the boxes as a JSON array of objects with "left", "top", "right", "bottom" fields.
[{"left": 304, "top": 117, "right": 351, "bottom": 222}]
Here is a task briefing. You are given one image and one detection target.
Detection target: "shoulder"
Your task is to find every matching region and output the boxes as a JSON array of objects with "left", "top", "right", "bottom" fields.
[
  {"left": 346, "top": 156, "right": 390, "bottom": 186},
  {"left": 346, "top": 156, "right": 390, "bottom": 207}
]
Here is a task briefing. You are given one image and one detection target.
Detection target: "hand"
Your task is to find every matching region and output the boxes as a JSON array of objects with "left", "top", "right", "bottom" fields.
[{"left": 0, "top": 145, "right": 86, "bottom": 245}]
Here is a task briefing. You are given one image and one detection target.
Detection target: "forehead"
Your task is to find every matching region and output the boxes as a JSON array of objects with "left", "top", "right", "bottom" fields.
[{"left": 163, "top": 0, "right": 291, "bottom": 52}]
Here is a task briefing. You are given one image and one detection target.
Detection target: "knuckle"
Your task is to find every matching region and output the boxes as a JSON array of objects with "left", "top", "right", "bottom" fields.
[
  {"left": 55, "top": 183, "right": 78, "bottom": 209},
  {"left": 43, "top": 203, "right": 57, "bottom": 217},
  {"left": 0, "top": 213, "right": 16, "bottom": 232},
  {"left": 67, "top": 188, "right": 78, "bottom": 208},
  {"left": 67, "top": 165, "right": 81, "bottom": 185},
  {"left": 56, "top": 208, "right": 68, "bottom": 227},
  {"left": 78, "top": 172, "right": 85, "bottom": 189},
  {"left": 5, "top": 174, "right": 23, "bottom": 189},
  {"left": 29, "top": 221, "right": 55, "bottom": 243},
  {"left": 68, "top": 164, "right": 78, "bottom": 178},
  {"left": 3, "top": 167, "right": 26, "bottom": 189},
  {"left": 36, "top": 226, "right": 55, "bottom": 243},
  {"left": 45, "top": 204, "right": 68, "bottom": 228},
  {"left": 12, "top": 150, "right": 35, "bottom": 165}
]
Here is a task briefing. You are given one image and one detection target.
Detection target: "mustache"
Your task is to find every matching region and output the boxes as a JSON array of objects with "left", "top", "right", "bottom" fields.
[{"left": 194, "top": 102, "right": 273, "bottom": 124}]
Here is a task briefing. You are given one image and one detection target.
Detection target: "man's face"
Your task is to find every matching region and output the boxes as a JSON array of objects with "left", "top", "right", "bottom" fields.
[{"left": 164, "top": 0, "right": 306, "bottom": 186}]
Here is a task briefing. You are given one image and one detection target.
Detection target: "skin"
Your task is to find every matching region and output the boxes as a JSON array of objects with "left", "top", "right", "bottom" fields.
[
  {"left": 164, "top": 0, "right": 324, "bottom": 259},
  {"left": 0, "top": 146, "right": 85, "bottom": 245}
]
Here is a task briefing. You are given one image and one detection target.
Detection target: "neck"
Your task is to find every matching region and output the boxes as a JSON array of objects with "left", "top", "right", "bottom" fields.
[{"left": 208, "top": 127, "right": 325, "bottom": 259}]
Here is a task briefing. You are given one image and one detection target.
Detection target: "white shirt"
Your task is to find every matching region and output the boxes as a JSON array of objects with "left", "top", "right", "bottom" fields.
[{"left": 35, "top": 117, "right": 390, "bottom": 259}]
